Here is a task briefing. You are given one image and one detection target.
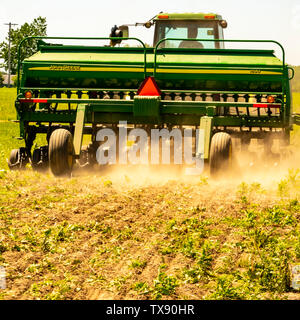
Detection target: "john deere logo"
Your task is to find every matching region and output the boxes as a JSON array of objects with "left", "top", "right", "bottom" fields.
[
  {"left": 250, "top": 70, "right": 262, "bottom": 74},
  {"left": 49, "top": 65, "right": 81, "bottom": 71}
]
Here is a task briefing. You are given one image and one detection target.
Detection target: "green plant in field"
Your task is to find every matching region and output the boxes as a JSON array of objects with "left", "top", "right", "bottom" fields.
[
  {"left": 110, "top": 274, "right": 131, "bottom": 291},
  {"left": 209, "top": 276, "right": 244, "bottom": 300},
  {"left": 236, "top": 182, "right": 250, "bottom": 204},
  {"left": 263, "top": 206, "right": 295, "bottom": 226},
  {"left": 240, "top": 208, "right": 258, "bottom": 228},
  {"left": 160, "top": 244, "right": 175, "bottom": 255},
  {"left": 295, "top": 236, "right": 300, "bottom": 259},
  {"left": 181, "top": 236, "right": 198, "bottom": 258},
  {"left": 26, "top": 259, "right": 57, "bottom": 274},
  {"left": 183, "top": 241, "right": 213, "bottom": 283},
  {"left": 151, "top": 265, "right": 178, "bottom": 299},
  {"left": 39, "top": 222, "right": 84, "bottom": 253},
  {"left": 103, "top": 179, "right": 112, "bottom": 187},
  {"left": 162, "top": 217, "right": 211, "bottom": 258},
  {"left": 0, "top": 170, "right": 7, "bottom": 179},
  {"left": 22, "top": 227, "right": 40, "bottom": 249},
  {"left": 41, "top": 228, "right": 53, "bottom": 253},
  {"left": 132, "top": 281, "right": 150, "bottom": 295},
  {"left": 278, "top": 169, "right": 300, "bottom": 198},
  {"left": 198, "top": 175, "right": 209, "bottom": 185},
  {"left": 117, "top": 226, "right": 133, "bottom": 241},
  {"left": 246, "top": 245, "right": 290, "bottom": 293},
  {"left": 129, "top": 258, "right": 147, "bottom": 270},
  {"left": 86, "top": 221, "right": 112, "bottom": 234},
  {"left": 30, "top": 276, "right": 75, "bottom": 300},
  {"left": 30, "top": 280, "right": 52, "bottom": 296},
  {"left": 45, "top": 284, "right": 71, "bottom": 300},
  {"left": 288, "top": 199, "right": 300, "bottom": 211},
  {"left": 111, "top": 245, "right": 125, "bottom": 260},
  {"left": 197, "top": 241, "right": 213, "bottom": 272},
  {"left": 278, "top": 179, "right": 290, "bottom": 198},
  {"left": 0, "top": 241, "right": 7, "bottom": 254},
  {"left": 287, "top": 169, "right": 300, "bottom": 185},
  {"left": 55, "top": 225, "right": 72, "bottom": 242},
  {"left": 249, "top": 227, "right": 274, "bottom": 249},
  {"left": 236, "top": 182, "right": 265, "bottom": 204}
]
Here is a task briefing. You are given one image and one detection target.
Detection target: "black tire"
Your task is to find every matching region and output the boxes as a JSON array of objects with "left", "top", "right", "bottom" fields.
[
  {"left": 31, "top": 148, "right": 41, "bottom": 168},
  {"left": 8, "top": 149, "right": 20, "bottom": 170},
  {"left": 49, "top": 129, "right": 74, "bottom": 176},
  {"left": 209, "top": 132, "right": 232, "bottom": 177},
  {"left": 31, "top": 147, "right": 49, "bottom": 172},
  {"left": 8, "top": 147, "right": 28, "bottom": 170}
]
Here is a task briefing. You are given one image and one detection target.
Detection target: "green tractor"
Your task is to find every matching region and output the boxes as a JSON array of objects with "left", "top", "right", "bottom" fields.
[{"left": 8, "top": 12, "right": 300, "bottom": 176}]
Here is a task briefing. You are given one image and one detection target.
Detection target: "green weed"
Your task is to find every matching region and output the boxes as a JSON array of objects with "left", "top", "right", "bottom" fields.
[
  {"left": 183, "top": 241, "right": 213, "bottom": 283},
  {"left": 247, "top": 245, "right": 290, "bottom": 293},
  {"left": 129, "top": 258, "right": 147, "bottom": 270},
  {"left": 162, "top": 217, "right": 211, "bottom": 258},
  {"left": 263, "top": 206, "right": 295, "bottom": 226},
  {"left": 278, "top": 169, "right": 300, "bottom": 198},
  {"left": 133, "top": 281, "right": 150, "bottom": 295},
  {"left": 209, "top": 276, "right": 244, "bottom": 300},
  {"left": 30, "top": 277, "right": 74, "bottom": 300},
  {"left": 151, "top": 265, "right": 178, "bottom": 299}
]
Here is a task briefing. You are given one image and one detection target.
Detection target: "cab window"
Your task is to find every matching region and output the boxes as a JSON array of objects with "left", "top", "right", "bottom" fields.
[{"left": 154, "top": 20, "right": 222, "bottom": 49}]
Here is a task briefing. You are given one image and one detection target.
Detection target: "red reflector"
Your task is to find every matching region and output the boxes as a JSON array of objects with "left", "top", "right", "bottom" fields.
[
  {"left": 137, "top": 76, "right": 161, "bottom": 96},
  {"left": 19, "top": 98, "right": 48, "bottom": 103},
  {"left": 34, "top": 99, "right": 48, "bottom": 103},
  {"left": 204, "top": 15, "right": 215, "bottom": 19},
  {"left": 254, "top": 103, "right": 281, "bottom": 108},
  {"left": 254, "top": 103, "right": 268, "bottom": 108},
  {"left": 158, "top": 15, "right": 169, "bottom": 19}
]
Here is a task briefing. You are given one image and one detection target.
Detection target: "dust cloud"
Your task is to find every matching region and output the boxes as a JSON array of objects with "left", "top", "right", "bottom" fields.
[{"left": 71, "top": 140, "right": 300, "bottom": 192}]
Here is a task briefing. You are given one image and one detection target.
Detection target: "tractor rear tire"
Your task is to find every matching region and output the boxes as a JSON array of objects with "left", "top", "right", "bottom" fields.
[
  {"left": 210, "top": 132, "right": 232, "bottom": 178},
  {"left": 49, "top": 129, "right": 74, "bottom": 176}
]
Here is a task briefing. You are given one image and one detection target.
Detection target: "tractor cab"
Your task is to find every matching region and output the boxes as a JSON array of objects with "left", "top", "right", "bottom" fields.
[
  {"left": 153, "top": 13, "right": 227, "bottom": 49},
  {"left": 110, "top": 12, "right": 227, "bottom": 49}
]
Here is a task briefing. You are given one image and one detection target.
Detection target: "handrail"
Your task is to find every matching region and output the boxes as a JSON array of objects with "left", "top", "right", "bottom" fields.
[
  {"left": 17, "top": 36, "right": 147, "bottom": 94},
  {"left": 153, "top": 38, "right": 286, "bottom": 78}
]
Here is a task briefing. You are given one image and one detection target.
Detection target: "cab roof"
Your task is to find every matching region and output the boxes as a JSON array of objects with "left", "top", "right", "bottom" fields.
[{"left": 154, "top": 13, "right": 223, "bottom": 20}]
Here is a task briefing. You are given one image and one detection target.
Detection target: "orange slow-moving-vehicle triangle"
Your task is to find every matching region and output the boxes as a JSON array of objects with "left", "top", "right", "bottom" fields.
[{"left": 137, "top": 76, "right": 161, "bottom": 96}]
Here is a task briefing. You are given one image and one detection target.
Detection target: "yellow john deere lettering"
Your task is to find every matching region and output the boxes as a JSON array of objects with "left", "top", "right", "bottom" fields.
[
  {"left": 250, "top": 70, "right": 262, "bottom": 74},
  {"left": 28, "top": 66, "right": 282, "bottom": 75},
  {"left": 49, "top": 65, "right": 81, "bottom": 71}
]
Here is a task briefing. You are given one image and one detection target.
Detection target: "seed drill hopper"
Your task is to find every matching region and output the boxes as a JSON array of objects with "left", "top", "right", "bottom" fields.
[{"left": 8, "top": 13, "right": 300, "bottom": 176}]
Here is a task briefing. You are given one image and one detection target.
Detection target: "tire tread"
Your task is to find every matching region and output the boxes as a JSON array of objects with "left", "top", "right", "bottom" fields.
[{"left": 49, "top": 129, "right": 73, "bottom": 176}]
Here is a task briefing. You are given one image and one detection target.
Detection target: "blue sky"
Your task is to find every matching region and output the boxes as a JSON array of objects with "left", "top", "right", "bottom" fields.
[{"left": 0, "top": 0, "right": 299, "bottom": 65}]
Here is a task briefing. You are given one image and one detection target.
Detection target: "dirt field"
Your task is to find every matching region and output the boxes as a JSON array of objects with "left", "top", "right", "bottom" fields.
[{"left": 1, "top": 159, "right": 300, "bottom": 300}]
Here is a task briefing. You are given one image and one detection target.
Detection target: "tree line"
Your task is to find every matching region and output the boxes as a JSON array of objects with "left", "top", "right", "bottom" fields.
[{"left": 0, "top": 17, "right": 47, "bottom": 74}]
